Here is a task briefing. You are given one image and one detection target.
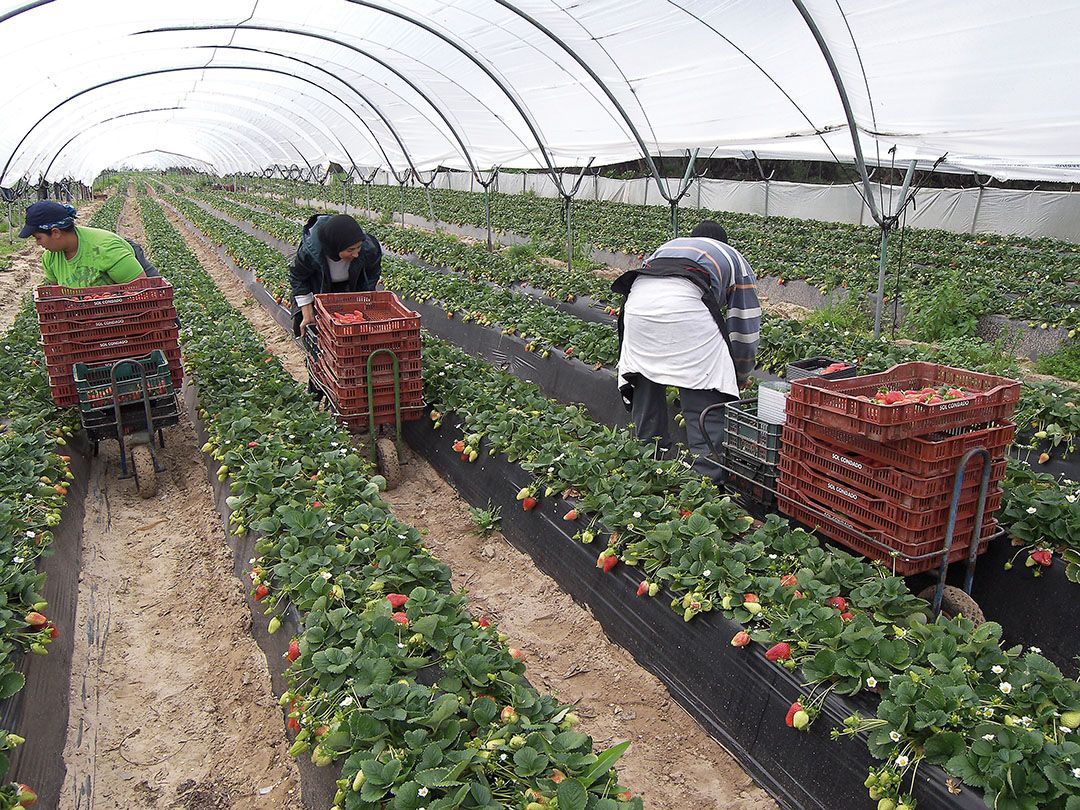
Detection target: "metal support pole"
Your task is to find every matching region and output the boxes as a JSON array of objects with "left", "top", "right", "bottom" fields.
[
  {"left": 565, "top": 196, "right": 573, "bottom": 274},
  {"left": 485, "top": 187, "right": 493, "bottom": 252},
  {"left": 399, "top": 182, "right": 406, "bottom": 227},
  {"left": 873, "top": 160, "right": 917, "bottom": 338},
  {"left": 423, "top": 182, "right": 437, "bottom": 232}
]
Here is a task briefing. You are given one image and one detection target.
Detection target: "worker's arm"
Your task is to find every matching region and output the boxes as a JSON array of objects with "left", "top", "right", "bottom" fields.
[
  {"left": 289, "top": 251, "right": 319, "bottom": 334},
  {"left": 725, "top": 256, "right": 761, "bottom": 388}
]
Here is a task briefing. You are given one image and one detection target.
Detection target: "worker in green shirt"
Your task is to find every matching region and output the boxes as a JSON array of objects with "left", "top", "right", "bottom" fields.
[{"left": 20, "top": 201, "right": 145, "bottom": 288}]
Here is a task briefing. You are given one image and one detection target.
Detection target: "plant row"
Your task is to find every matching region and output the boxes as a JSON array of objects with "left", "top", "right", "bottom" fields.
[
  {"left": 0, "top": 192, "right": 123, "bottom": 808},
  {"left": 165, "top": 181, "right": 1080, "bottom": 808},
  {"left": 136, "top": 191, "right": 640, "bottom": 810},
  {"left": 241, "top": 175, "right": 1080, "bottom": 331}
]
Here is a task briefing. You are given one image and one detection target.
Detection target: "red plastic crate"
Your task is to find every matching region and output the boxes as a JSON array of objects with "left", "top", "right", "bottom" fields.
[
  {"left": 319, "top": 332, "right": 423, "bottom": 361},
  {"left": 40, "top": 310, "right": 178, "bottom": 343},
  {"left": 34, "top": 277, "right": 173, "bottom": 317},
  {"left": 317, "top": 346, "right": 423, "bottom": 386},
  {"left": 39, "top": 304, "right": 177, "bottom": 337},
  {"left": 337, "top": 405, "right": 425, "bottom": 433},
  {"left": 314, "top": 291, "right": 420, "bottom": 340},
  {"left": 781, "top": 428, "right": 1007, "bottom": 510},
  {"left": 778, "top": 452, "right": 1003, "bottom": 530},
  {"left": 784, "top": 414, "right": 1016, "bottom": 478},
  {"left": 777, "top": 464, "right": 1002, "bottom": 543},
  {"left": 312, "top": 362, "right": 422, "bottom": 413},
  {"left": 777, "top": 480, "right": 994, "bottom": 576},
  {"left": 42, "top": 325, "right": 180, "bottom": 364},
  {"left": 786, "top": 362, "right": 1020, "bottom": 441}
]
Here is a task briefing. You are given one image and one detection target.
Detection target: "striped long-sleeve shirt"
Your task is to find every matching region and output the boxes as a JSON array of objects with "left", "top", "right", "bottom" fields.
[{"left": 613, "top": 237, "right": 761, "bottom": 385}]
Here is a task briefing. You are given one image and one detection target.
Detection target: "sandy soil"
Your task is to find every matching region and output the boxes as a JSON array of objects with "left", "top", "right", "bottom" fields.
[
  {"left": 162, "top": 195, "right": 777, "bottom": 810},
  {"left": 56, "top": 192, "right": 301, "bottom": 809}
]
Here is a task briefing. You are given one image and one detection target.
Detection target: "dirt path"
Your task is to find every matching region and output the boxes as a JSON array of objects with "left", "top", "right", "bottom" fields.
[
  {"left": 57, "top": 194, "right": 301, "bottom": 810},
  {"left": 162, "top": 195, "right": 777, "bottom": 810}
]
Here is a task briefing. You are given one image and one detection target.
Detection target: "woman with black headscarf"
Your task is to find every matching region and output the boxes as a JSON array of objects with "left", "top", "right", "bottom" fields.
[{"left": 288, "top": 213, "right": 383, "bottom": 336}]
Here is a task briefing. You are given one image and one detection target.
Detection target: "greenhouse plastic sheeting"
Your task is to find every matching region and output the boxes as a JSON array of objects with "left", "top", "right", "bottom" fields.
[{"left": 2, "top": 0, "right": 1080, "bottom": 185}]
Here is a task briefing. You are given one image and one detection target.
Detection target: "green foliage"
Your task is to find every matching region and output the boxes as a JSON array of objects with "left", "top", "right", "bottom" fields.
[
  {"left": 1036, "top": 342, "right": 1080, "bottom": 382},
  {"left": 900, "top": 268, "right": 994, "bottom": 343},
  {"left": 467, "top": 502, "right": 502, "bottom": 537}
]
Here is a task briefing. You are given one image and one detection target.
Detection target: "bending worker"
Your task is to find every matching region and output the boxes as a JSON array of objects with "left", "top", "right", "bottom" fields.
[
  {"left": 21, "top": 200, "right": 146, "bottom": 287},
  {"left": 288, "top": 213, "right": 382, "bottom": 337},
  {"left": 612, "top": 219, "right": 760, "bottom": 483}
]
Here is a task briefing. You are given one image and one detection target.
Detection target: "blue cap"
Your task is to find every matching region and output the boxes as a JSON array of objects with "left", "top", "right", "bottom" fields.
[{"left": 19, "top": 201, "right": 78, "bottom": 238}]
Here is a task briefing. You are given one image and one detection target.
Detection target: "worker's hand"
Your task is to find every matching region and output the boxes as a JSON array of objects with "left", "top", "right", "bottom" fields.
[{"left": 299, "top": 311, "right": 315, "bottom": 336}]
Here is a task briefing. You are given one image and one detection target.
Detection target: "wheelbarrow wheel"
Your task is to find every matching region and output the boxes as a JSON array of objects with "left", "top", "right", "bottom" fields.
[
  {"left": 131, "top": 444, "right": 158, "bottom": 499},
  {"left": 917, "top": 584, "right": 985, "bottom": 626},
  {"left": 375, "top": 437, "right": 402, "bottom": 492}
]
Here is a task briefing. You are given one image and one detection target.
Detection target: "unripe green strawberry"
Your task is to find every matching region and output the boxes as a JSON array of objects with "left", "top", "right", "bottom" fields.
[
  {"left": 745, "top": 601, "right": 762, "bottom": 615},
  {"left": 1061, "top": 711, "right": 1080, "bottom": 729},
  {"left": 648, "top": 582, "right": 660, "bottom": 597},
  {"left": 878, "top": 799, "right": 896, "bottom": 810},
  {"left": 267, "top": 617, "right": 281, "bottom": 634},
  {"left": 352, "top": 770, "right": 366, "bottom": 791},
  {"left": 6, "top": 734, "right": 25, "bottom": 747},
  {"left": 311, "top": 745, "right": 334, "bottom": 766},
  {"left": 792, "top": 710, "right": 810, "bottom": 729},
  {"left": 288, "top": 739, "right": 310, "bottom": 757},
  {"left": 510, "top": 735, "right": 526, "bottom": 749}
]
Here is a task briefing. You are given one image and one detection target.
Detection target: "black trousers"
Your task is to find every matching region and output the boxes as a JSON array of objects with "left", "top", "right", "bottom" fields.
[{"left": 629, "top": 375, "right": 736, "bottom": 484}]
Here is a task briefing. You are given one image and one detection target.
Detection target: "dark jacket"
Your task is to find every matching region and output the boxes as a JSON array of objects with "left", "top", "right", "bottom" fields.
[{"left": 288, "top": 214, "right": 382, "bottom": 309}]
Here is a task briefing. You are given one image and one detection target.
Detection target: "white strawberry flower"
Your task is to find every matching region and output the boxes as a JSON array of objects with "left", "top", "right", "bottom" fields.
[
  {"left": 1026, "top": 506, "right": 1037, "bottom": 514},
  {"left": 999, "top": 682, "right": 1013, "bottom": 695},
  {"left": 320, "top": 571, "right": 332, "bottom": 580},
  {"left": 895, "top": 755, "right": 909, "bottom": 768},
  {"left": 866, "top": 677, "right": 878, "bottom": 689},
  {"left": 417, "top": 788, "right": 429, "bottom": 797},
  {"left": 1074, "top": 768, "right": 1080, "bottom": 778},
  {"left": 340, "top": 696, "right": 354, "bottom": 707},
  {"left": 889, "top": 731, "right": 901, "bottom": 742},
  {"left": 982, "top": 707, "right": 995, "bottom": 718},
  {"left": 991, "top": 665, "right": 1004, "bottom": 674},
  {"left": 1020, "top": 716, "right": 1032, "bottom": 727},
  {"left": 25, "top": 530, "right": 34, "bottom": 538},
  {"left": 1030, "top": 646, "right": 1042, "bottom": 653},
  {"left": 768, "top": 553, "right": 778, "bottom": 559},
  {"left": 633, "top": 511, "right": 642, "bottom": 518},
  {"left": 702, "top": 569, "right": 712, "bottom": 577},
  {"left": 982, "top": 734, "right": 995, "bottom": 741}
]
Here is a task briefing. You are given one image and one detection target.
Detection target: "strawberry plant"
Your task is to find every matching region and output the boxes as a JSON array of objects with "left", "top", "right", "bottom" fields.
[{"left": 1000, "top": 460, "right": 1080, "bottom": 582}]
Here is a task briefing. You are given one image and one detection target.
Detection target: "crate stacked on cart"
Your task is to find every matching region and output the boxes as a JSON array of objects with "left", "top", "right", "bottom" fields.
[
  {"left": 310, "top": 291, "right": 424, "bottom": 431},
  {"left": 34, "top": 277, "right": 182, "bottom": 407},
  {"left": 777, "top": 362, "right": 1020, "bottom": 575},
  {"left": 73, "top": 349, "right": 181, "bottom": 442},
  {"left": 721, "top": 398, "right": 784, "bottom": 505}
]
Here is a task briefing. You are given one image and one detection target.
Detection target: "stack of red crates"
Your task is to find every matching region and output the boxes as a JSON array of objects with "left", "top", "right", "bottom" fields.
[
  {"left": 777, "top": 362, "right": 1020, "bottom": 575},
  {"left": 34, "top": 278, "right": 182, "bottom": 408},
  {"left": 311, "top": 292, "right": 424, "bottom": 430}
]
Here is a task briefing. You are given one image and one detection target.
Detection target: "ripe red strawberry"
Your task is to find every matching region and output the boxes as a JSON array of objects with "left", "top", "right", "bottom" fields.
[
  {"left": 254, "top": 584, "right": 270, "bottom": 601},
  {"left": 287, "top": 716, "right": 301, "bottom": 732},
  {"left": 500, "top": 705, "right": 518, "bottom": 722},
  {"left": 508, "top": 647, "right": 526, "bottom": 662},
  {"left": 765, "top": 642, "right": 791, "bottom": 661},
  {"left": 1031, "top": 549, "right": 1053, "bottom": 566},
  {"left": 827, "top": 596, "right": 847, "bottom": 611},
  {"left": 618, "top": 791, "right": 632, "bottom": 802},
  {"left": 391, "top": 612, "right": 409, "bottom": 625},
  {"left": 25, "top": 612, "right": 48, "bottom": 630},
  {"left": 47, "top": 623, "right": 59, "bottom": 639},
  {"left": 315, "top": 725, "right": 329, "bottom": 737},
  {"left": 550, "top": 769, "right": 565, "bottom": 784},
  {"left": 840, "top": 611, "right": 854, "bottom": 622},
  {"left": 452, "top": 440, "right": 465, "bottom": 453},
  {"left": 636, "top": 581, "right": 649, "bottom": 597},
  {"left": 311, "top": 501, "right": 323, "bottom": 509},
  {"left": 386, "top": 593, "right": 409, "bottom": 609},
  {"left": 730, "top": 630, "right": 751, "bottom": 647},
  {"left": 598, "top": 554, "right": 618, "bottom": 573},
  {"left": 679, "top": 509, "right": 692, "bottom": 517},
  {"left": 247, "top": 441, "right": 258, "bottom": 448},
  {"left": 460, "top": 453, "right": 470, "bottom": 461},
  {"left": 16, "top": 784, "right": 37, "bottom": 807},
  {"left": 743, "top": 593, "right": 759, "bottom": 603},
  {"left": 563, "top": 509, "right": 578, "bottom": 521},
  {"left": 780, "top": 574, "right": 798, "bottom": 587},
  {"left": 522, "top": 496, "right": 537, "bottom": 511},
  {"left": 477, "top": 616, "right": 490, "bottom": 628},
  {"left": 785, "top": 700, "right": 803, "bottom": 727},
  {"left": 287, "top": 639, "right": 301, "bottom": 662}
]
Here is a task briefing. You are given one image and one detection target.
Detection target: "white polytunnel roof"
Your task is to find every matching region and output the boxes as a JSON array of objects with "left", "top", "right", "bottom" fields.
[{"left": 1, "top": 0, "right": 1079, "bottom": 187}]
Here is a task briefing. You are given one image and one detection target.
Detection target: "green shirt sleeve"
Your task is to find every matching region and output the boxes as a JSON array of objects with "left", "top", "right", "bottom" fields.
[
  {"left": 100, "top": 239, "right": 144, "bottom": 284},
  {"left": 41, "top": 254, "right": 57, "bottom": 284}
]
